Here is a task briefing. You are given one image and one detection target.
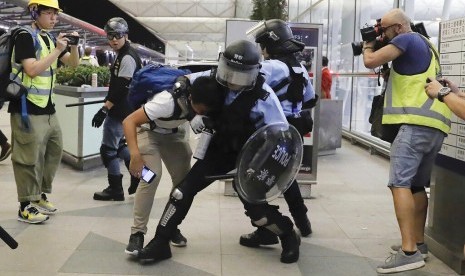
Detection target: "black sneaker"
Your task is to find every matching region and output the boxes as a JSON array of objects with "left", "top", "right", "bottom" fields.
[
  {"left": 239, "top": 227, "right": 279, "bottom": 247},
  {"left": 138, "top": 237, "right": 172, "bottom": 263},
  {"left": 125, "top": 232, "right": 144, "bottom": 256},
  {"left": 294, "top": 215, "right": 312, "bottom": 237},
  {"left": 170, "top": 229, "right": 187, "bottom": 247}
]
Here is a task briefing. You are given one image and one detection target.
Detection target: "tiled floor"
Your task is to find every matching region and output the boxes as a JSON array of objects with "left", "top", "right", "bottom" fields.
[{"left": 0, "top": 106, "right": 459, "bottom": 275}]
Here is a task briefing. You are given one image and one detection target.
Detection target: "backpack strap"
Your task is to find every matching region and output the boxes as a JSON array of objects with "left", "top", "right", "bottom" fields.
[
  {"left": 13, "top": 26, "right": 41, "bottom": 131},
  {"left": 416, "top": 33, "right": 442, "bottom": 77},
  {"left": 272, "top": 56, "right": 306, "bottom": 108},
  {"left": 157, "top": 90, "right": 188, "bottom": 121}
]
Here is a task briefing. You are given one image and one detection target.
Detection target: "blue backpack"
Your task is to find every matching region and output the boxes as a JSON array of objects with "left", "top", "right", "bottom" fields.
[{"left": 128, "top": 63, "right": 191, "bottom": 109}]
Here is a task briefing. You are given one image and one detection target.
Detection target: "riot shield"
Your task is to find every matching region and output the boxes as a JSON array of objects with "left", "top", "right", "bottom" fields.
[{"left": 234, "top": 123, "right": 303, "bottom": 204}]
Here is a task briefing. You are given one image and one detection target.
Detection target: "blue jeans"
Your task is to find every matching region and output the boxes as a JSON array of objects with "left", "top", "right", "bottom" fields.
[
  {"left": 101, "top": 116, "right": 130, "bottom": 175},
  {"left": 389, "top": 124, "right": 445, "bottom": 188}
]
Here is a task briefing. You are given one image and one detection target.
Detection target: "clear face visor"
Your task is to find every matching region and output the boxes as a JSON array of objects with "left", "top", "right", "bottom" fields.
[
  {"left": 215, "top": 54, "right": 260, "bottom": 91},
  {"left": 246, "top": 20, "right": 280, "bottom": 43}
]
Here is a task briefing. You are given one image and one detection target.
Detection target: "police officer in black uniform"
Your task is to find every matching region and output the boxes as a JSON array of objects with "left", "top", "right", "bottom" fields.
[
  {"left": 92, "top": 17, "right": 142, "bottom": 201},
  {"left": 240, "top": 19, "right": 315, "bottom": 248},
  {"left": 138, "top": 40, "right": 301, "bottom": 264}
]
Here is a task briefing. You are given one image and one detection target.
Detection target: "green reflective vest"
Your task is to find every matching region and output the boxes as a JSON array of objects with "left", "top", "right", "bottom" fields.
[
  {"left": 383, "top": 51, "right": 451, "bottom": 134},
  {"left": 11, "top": 31, "right": 57, "bottom": 108}
]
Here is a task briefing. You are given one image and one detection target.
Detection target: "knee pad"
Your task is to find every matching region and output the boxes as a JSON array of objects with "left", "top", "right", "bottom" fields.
[
  {"left": 117, "top": 141, "right": 128, "bottom": 156},
  {"left": 249, "top": 209, "right": 293, "bottom": 236},
  {"left": 159, "top": 188, "right": 187, "bottom": 228},
  {"left": 171, "top": 188, "right": 183, "bottom": 201},
  {"left": 411, "top": 186, "right": 425, "bottom": 194},
  {"left": 245, "top": 204, "right": 279, "bottom": 222},
  {"left": 100, "top": 144, "right": 117, "bottom": 168}
]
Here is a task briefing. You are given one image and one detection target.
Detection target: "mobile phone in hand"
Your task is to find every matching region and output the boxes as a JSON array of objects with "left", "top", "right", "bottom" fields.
[{"left": 141, "top": 165, "right": 156, "bottom": 183}]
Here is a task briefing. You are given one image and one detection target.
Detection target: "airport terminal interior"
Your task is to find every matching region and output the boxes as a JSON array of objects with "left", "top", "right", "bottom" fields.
[
  {"left": 0, "top": 108, "right": 459, "bottom": 276},
  {"left": 1, "top": 0, "right": 465, "bottom": 275}
]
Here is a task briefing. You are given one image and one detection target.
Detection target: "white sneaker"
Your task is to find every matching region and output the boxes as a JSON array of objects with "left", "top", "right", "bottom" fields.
[
  {"left": 32, "top": 198, "right": 57, "bottom": 215},
  {"left": 17, "top": 204, "right": 49, "bottom": 224}
]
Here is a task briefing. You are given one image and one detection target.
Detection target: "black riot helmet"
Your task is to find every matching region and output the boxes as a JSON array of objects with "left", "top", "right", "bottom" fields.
[
  {"left": 104, "top": 17, "right": 129, "bottom": 36},
  {"left": 216, "top": 40, "right": 261, "bottom": 92},
  {"left": 247, "top": 19, "right": 305, "bottom": 55}
]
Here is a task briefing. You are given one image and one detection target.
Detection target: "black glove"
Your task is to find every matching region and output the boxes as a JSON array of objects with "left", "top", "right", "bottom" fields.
[
  {"left": 303, "top": 94, "right": 319, "bottom": 109},
  {"left": 92, "top": 107, "right": 108, "bottom": 128}
]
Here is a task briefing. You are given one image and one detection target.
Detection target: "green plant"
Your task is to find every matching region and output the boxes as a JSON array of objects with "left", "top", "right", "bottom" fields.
[
  {"left": 250, "top": 0, "right": 287, "bottom": 20},
  {"left": 56, "top": 65, "right": 110, "bottom": 87}
]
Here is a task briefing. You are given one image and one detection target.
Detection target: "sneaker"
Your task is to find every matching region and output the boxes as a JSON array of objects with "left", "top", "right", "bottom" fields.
[
  {"left": 31, "top": 194, "right": 57, "bottom": 215},
  {"left": 377, "top": 249, "right": 425, "bottom": 274},
  {"left": 125, "top": 232, "right": 144, "bottom": 256},
  {"left": 0, "top": 142, "right": 11, "bottom": 162},
  {"left": 17, "top": 204, "right": 49, "bottom": 224},
  {"left": 170, "top": 229, "right": 187, "bottom": 247},
  {"left": 390, "top": 243, "right": 429, "bottom": 259}
]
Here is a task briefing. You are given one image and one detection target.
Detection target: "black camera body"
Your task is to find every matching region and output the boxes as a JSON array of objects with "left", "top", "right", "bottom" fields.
[
  {"left": 352, "top": 20, "right": 430, "bottom": 56},
  {"left": 360, "top": 21, "right": 383, "bottom": 42},
  {"left": 351, "top": 19, "right": 384, "bottom": 56},
  {"left": 64, "top": 34, "right": 80, "bottom": 46}
]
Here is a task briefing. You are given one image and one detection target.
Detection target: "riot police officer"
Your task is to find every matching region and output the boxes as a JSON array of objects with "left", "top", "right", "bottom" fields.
[
  {"left": 240, "top": 19, "right": 315, "bottom": 247},
  {"left": 138, "top": 40, "right": 301, "bottom": 264}
]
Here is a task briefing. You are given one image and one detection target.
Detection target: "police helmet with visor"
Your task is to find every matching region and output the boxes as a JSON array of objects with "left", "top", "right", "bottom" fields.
[
  {"left": 246, "top": 19, "right": 305, "bottom": 55},
  {"left": 216, "top": 40, "right": 261, "bottom": 92},
  {"left": 104, "top": 17, "right": 129, "bottom": 40}
]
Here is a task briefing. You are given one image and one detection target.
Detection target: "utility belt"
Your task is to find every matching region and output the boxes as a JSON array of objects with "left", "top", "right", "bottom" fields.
[{"left": 145, "top": 121, "right": 180, "bottom": 134}]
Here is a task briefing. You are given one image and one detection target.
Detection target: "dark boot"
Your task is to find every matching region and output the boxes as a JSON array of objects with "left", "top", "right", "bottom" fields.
[
  {"left": 279, "top": 229, "right": 301, "bottom": 263},
  {"left": 138, "top": 236, "right": 172, "bottom": 263},
  {"left": 128, "top": 175, "right": 140, "bottom": 195},
  {"left": 93, "top": 174, "right": 124, "bottom": 201},
  {"left": 239, "top": 227, "right": 279, "bottom": 247},
  {"left": 294, "top": 214, "right": 312, "bottom": 237}
]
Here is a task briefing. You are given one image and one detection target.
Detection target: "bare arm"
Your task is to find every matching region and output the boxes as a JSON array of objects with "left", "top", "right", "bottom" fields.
[
  {"left": 123, "top": 107, "right": 150, "bottom": 177},
  {"left": 425, "top": 78, "right": 465, "bottom": 120},
  {"left": 21, "top": 32, "right": 78, "bottom": 77},
  {"left": 362, "top": 43, "right": 402, "bottom": 69}
]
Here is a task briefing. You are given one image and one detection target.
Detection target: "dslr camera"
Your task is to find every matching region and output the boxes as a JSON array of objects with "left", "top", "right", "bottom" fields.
[
  {"left": 352, "top": 19, "right": 386, "bottom": 56},
  {"left": 64, "top": 34, "right": 80, "bottom": 46}
]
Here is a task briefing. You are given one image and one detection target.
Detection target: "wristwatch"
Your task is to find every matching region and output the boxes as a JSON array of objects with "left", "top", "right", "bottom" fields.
[{"left": 437, "top": 87, "right": 451, "bottom": 102}]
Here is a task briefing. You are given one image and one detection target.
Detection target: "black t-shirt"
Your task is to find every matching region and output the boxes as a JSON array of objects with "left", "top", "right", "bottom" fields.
[{"left": 8, "top": 32, "right": 66, "bottom": 115}]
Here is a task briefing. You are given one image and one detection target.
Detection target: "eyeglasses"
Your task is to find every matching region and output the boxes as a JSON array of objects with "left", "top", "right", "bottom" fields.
[
  {"left": 106, "top": 32, "right": 124, "bottom": 40},
  {"left": 41, "top": 10, "right": 59, "bottom": 16},
  {"left": 382, "top": 23, "right": 400, "bottom": 33}
]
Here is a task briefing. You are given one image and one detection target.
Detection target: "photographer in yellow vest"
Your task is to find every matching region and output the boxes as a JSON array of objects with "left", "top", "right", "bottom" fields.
[{"left": 8, "top": 0, "right": 79, "bottom": 224}]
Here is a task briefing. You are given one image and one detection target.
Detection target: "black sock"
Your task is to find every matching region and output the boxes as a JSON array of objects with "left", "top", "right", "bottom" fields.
[
  {"left": 416, "top": 242, "right": 424, "bottom": 246},
  {"left": 41, "top": 193, "right": 47, "bottom": 201},
  {"left": 403, "top": 250, "right": 417, "bottom": 256},
  {"left": 20, "top": 202, "right": 30, "bottom": 211}
]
